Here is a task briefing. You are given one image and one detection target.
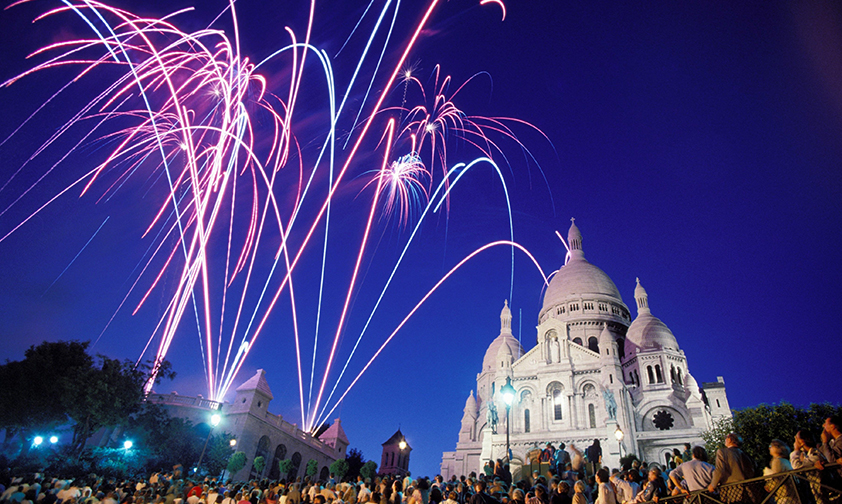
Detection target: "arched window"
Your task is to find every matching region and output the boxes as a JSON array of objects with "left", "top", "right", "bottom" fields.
[
  {"left": 588, "top": 337, "right": 599, "bottom": 353},
  {"left": 252, "top": 435, "right": 271, "bottom": 477},
  {"left": 670, "top": 366, "right": 677, "bottom": 384},
  {"left": 390, "top": 452, "right": 395, "bottom": 466},
  {"left": 319, "top": 466, "right": 330, "bottom": 481},
  {"left": 524, "top": 409, "right": 531, "bottom": 433},
  {"left": 609, "top": 374, "right": 613, "bottom": 384},
  {"left": 617, "top": 338, "right": 626, "bottom": 359},
  {"left": 269, "top": 443, "right": 287, "bottom": 479},
  {"left": 290, "top": 452, "right": 302, "bottom": 479},
  {"left": 647, "top": 365, "right": 655, "bottom": 384},
  {"left": 573, "top": 337, "right": 583, "bottom": 346},
  {"left": 553, "top": 389, "right": 563, "bottom": 420},
  {"left": 677, "top": 369, "right": 683, "bottom": 385},
  {"left": 716, "top": 399, "right": 721, "bottom": 408},
  {"left": 588, "top": 404, "right": 596, "bottom": 428},
  {"left": 547, "top": 382, "right": 564, "bottom": 421},
  {"left": 655, "top": 365, "right": 664, "bottom": 383}
]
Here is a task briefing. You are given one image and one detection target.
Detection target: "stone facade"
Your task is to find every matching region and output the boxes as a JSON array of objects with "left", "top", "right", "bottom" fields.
[
  {"left": 148, "top": 369, "right": 348, "bottom": 481},
  {"left": 440, "top": 220, "right": 731, "bottom": 479}
]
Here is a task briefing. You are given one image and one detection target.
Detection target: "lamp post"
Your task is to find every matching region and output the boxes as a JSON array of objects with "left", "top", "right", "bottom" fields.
[
  {"left": 501, "top": 376, "right": 516, "bottom": 463},
  {"left": 614, "top": 426, "right": 624, "bottom": 460},
  {"left": 196, "top": 413, "right": 221, "bottom": 473}
]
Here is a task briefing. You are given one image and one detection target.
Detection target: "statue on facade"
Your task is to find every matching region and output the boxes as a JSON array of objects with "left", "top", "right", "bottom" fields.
[
  {"left": 603, "top": 388, "right": 617, "bottom": 420},
  {"left": 487, "top": 397, "right": 499, "bottom": 434}
]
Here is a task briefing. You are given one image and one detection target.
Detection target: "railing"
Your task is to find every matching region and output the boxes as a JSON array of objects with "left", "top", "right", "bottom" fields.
[
  {"left": 146, "top": 393, "right": 223, "bottom": 411},
  {"left": 638, "top": 464, "right": 841, "bottom": 504}
]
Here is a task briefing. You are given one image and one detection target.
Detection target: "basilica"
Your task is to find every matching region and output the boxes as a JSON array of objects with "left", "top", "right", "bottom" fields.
[{"left": 440, "top": 220, "right": 731, "bottom": 478}]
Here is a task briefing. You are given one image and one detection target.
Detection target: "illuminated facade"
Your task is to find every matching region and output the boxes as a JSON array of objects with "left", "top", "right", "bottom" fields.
[{"left": 440, "top": 220, "right": 731, "bottom": 479}]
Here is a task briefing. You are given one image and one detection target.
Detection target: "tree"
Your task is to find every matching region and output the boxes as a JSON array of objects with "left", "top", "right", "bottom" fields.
[
  {"left": 306, "top": 459, "right": 319, "bottom": 478},
  {"left": 703, "top": 402, "right": 842, "bottom": 468},
  {"left": 204, "top": 433, "right": 236, "bottom": 476},
  {"left": 63, "top": 356, "right": 173, "bottom": 452},
  {"left": 278, "top": 458, "right": 294, "bottom": 478},
  {"left": 228, "top": 451, "right": 247, "bottom": 475},
  {"left": 360, "top": 460, "right": 378, "bottom": 481},
  {"left": 253, "top": 455, "right": 266, "bottom": 475},
  {"left": 345, "top": 448, "right": 365, "bottom": 481},
  {"left": 330, "top": 458, "right": 349, "bottom": 482},
  {"left": 0, "top": 341, "right": 92, "bottom": 450}
]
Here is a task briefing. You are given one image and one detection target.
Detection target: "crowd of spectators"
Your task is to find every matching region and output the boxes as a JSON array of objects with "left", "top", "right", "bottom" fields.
[{"left": 2, "top": 415, "right": 840, "bottom": 504}]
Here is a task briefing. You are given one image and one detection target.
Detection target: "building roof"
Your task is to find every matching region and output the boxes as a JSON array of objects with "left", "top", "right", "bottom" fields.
[
  {"left": 541, "top": 220, "right": 623, "bottom": 315},
  {"left": 625, "top": 279, "right": 680, "bottom": 355},
  {"left": 482, "top": 301, "right": 525, "bottom": 371},
  {"left": 235, "top": 369, "right": 274, "bottom": 399},
  {"left": 319, "top": 418, "right": 349, "bottom": 445},
  {"left": 382, "top": 429, "right": 410, "bottom": 449}
]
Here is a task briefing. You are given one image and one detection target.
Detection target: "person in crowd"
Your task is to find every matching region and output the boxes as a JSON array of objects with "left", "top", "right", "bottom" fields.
[
  {"left": 707, "top": 433, "right": 755, "bottom": 497},
  {"left": 570, "top": 483, "right": 585, "bottom": 504},
  {"left": 632, "top": 468, "right": 666, "bottom": 504},
  {"left": 468, "top": 481, "right": 496, "bottom": 504},
  {"left": 791, "top": 430, "right": 826, "bottom": 504},
  {"left": 671, "top": 450, "right": 683, "bottom": 467},
  {"left": 593, "top": 470, "right": 614, "bottom": 504},
  {"left": 585, "top": 442, "right": 601, "bottom": 477},
  {"left": 550, "top": 483, "right": 570, "bottom": 504},
  {"left": 817, "top": 416, "right": 842, "bottom": 473},
  {"left": 669, "top": 446, "right": 714, "bottom": 494},
  {"left": 608, "top": 472, "right": 632, "bottom": 504},
  {"left": 764, "top": 440, "right": 796, "bottom": 504}
]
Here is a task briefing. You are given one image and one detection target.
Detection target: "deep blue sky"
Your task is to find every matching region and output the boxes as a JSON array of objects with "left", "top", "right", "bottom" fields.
[{"left": 1, "top": 0, "right": 841, "bottom": 478}]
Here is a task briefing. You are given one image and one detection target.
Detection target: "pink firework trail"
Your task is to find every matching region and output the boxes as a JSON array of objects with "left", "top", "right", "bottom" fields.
[{"left": 0, "top": 0, "right": 550, "bottom": 433}]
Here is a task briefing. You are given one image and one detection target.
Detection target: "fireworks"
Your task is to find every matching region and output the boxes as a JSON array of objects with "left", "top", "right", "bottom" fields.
[{"left": 0, "top": 0, "right": 548, "bottom": 433}]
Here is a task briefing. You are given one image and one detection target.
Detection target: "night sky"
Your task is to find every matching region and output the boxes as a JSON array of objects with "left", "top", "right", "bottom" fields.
[{"left": 1, "top": 0, "right": 841, "bottom": 477}]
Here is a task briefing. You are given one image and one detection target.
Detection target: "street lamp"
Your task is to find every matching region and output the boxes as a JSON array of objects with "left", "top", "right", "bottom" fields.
[
  {"left": 33, "top": 436, "right": 43, "bottom": 446},
  {"left": 196, "top": 413, "right": 222, "bottom": 473},
  {"left": 614, "top": 426, "right": 624, "bottom": 459},
  {"left": 399, "top": 439, "right": 407, "bottom": 450},
  {"left": 49, "top": 436, "right": 58, "bottom": 444},
  {"left": 501, "top": 376, "right": 516, "bottom": 463},
  {"left": 229, "top": 438, "right": 237, "bottom": 447},
  {"left": 124, "top": 440, "right": 133, "bottom": 450}
]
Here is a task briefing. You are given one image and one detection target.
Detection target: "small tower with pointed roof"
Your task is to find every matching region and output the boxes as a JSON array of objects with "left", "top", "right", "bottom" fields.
[
  {"left": 318, "top": 418, "right": 350, "bottom": 458},
  {"left": 230, "top": 369, "right": 274, "bottom": 416},
  {"left": 380, "top": 429, "right": 411, "bottom": 477},
  {"left": 459, "top": 391, "right": 478, "bottom": 443}
]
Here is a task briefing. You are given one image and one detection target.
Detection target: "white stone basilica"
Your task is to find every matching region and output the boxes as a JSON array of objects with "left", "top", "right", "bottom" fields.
[{"left": 440, "top": 220, "right": 731, "bottom": 478}]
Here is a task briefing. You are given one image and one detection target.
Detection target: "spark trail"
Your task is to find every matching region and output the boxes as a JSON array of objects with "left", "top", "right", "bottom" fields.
[{"left": 0, "top": 0, "right": 551, "bottom": 433}]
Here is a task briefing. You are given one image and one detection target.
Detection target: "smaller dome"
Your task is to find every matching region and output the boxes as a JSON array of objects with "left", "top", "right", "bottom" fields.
[
  {"left": 483, "top": 301, "right": 525, "bottom": 371},
  {"left": 625, "top": 279, "right": 680, "bottom": 355},
  {"left": 496, "top": 340, "right": 513, "bottom": 368},
  {"left": 464, "top": 390, "right": 478, "bottom": 417},
  {"left": 598, "top": 323, "right": 613, "bottom": 345}
]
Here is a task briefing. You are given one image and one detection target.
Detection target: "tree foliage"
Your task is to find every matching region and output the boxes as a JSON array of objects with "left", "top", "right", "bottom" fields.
[
  {"left": 0, "top": 340, "right": 174, "bottom": 455},
  {"left": 330, "top": 458, "right": 349, "bottom": 482},
  {"left": 360, "top": 460, "right": 378, "bottom": 481},
  {"left": 345, "top": 448, "right": 365, "bottom": 481},
  {"left": 306, "top": 459, "right": 319, "bottom": 477},
  {"left": 253, "top": 455, "right": 266, "bottom": 474},
  {"left": 228, "top": 451, "right": 247, "bottom": 474},
  {"left": 0, "top": 340, "right": 92, "bottom": 448},
  {"left": 703, "top": 402, "right": 842, "bottom": 468},
  {"left": 278, "top": 458, "right": 294, "bottom": 478}
]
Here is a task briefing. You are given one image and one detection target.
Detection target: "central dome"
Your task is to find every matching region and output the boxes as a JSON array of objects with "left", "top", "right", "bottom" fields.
[{"left": 541, "top": 220, "right": 623, "bottom": 315}]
